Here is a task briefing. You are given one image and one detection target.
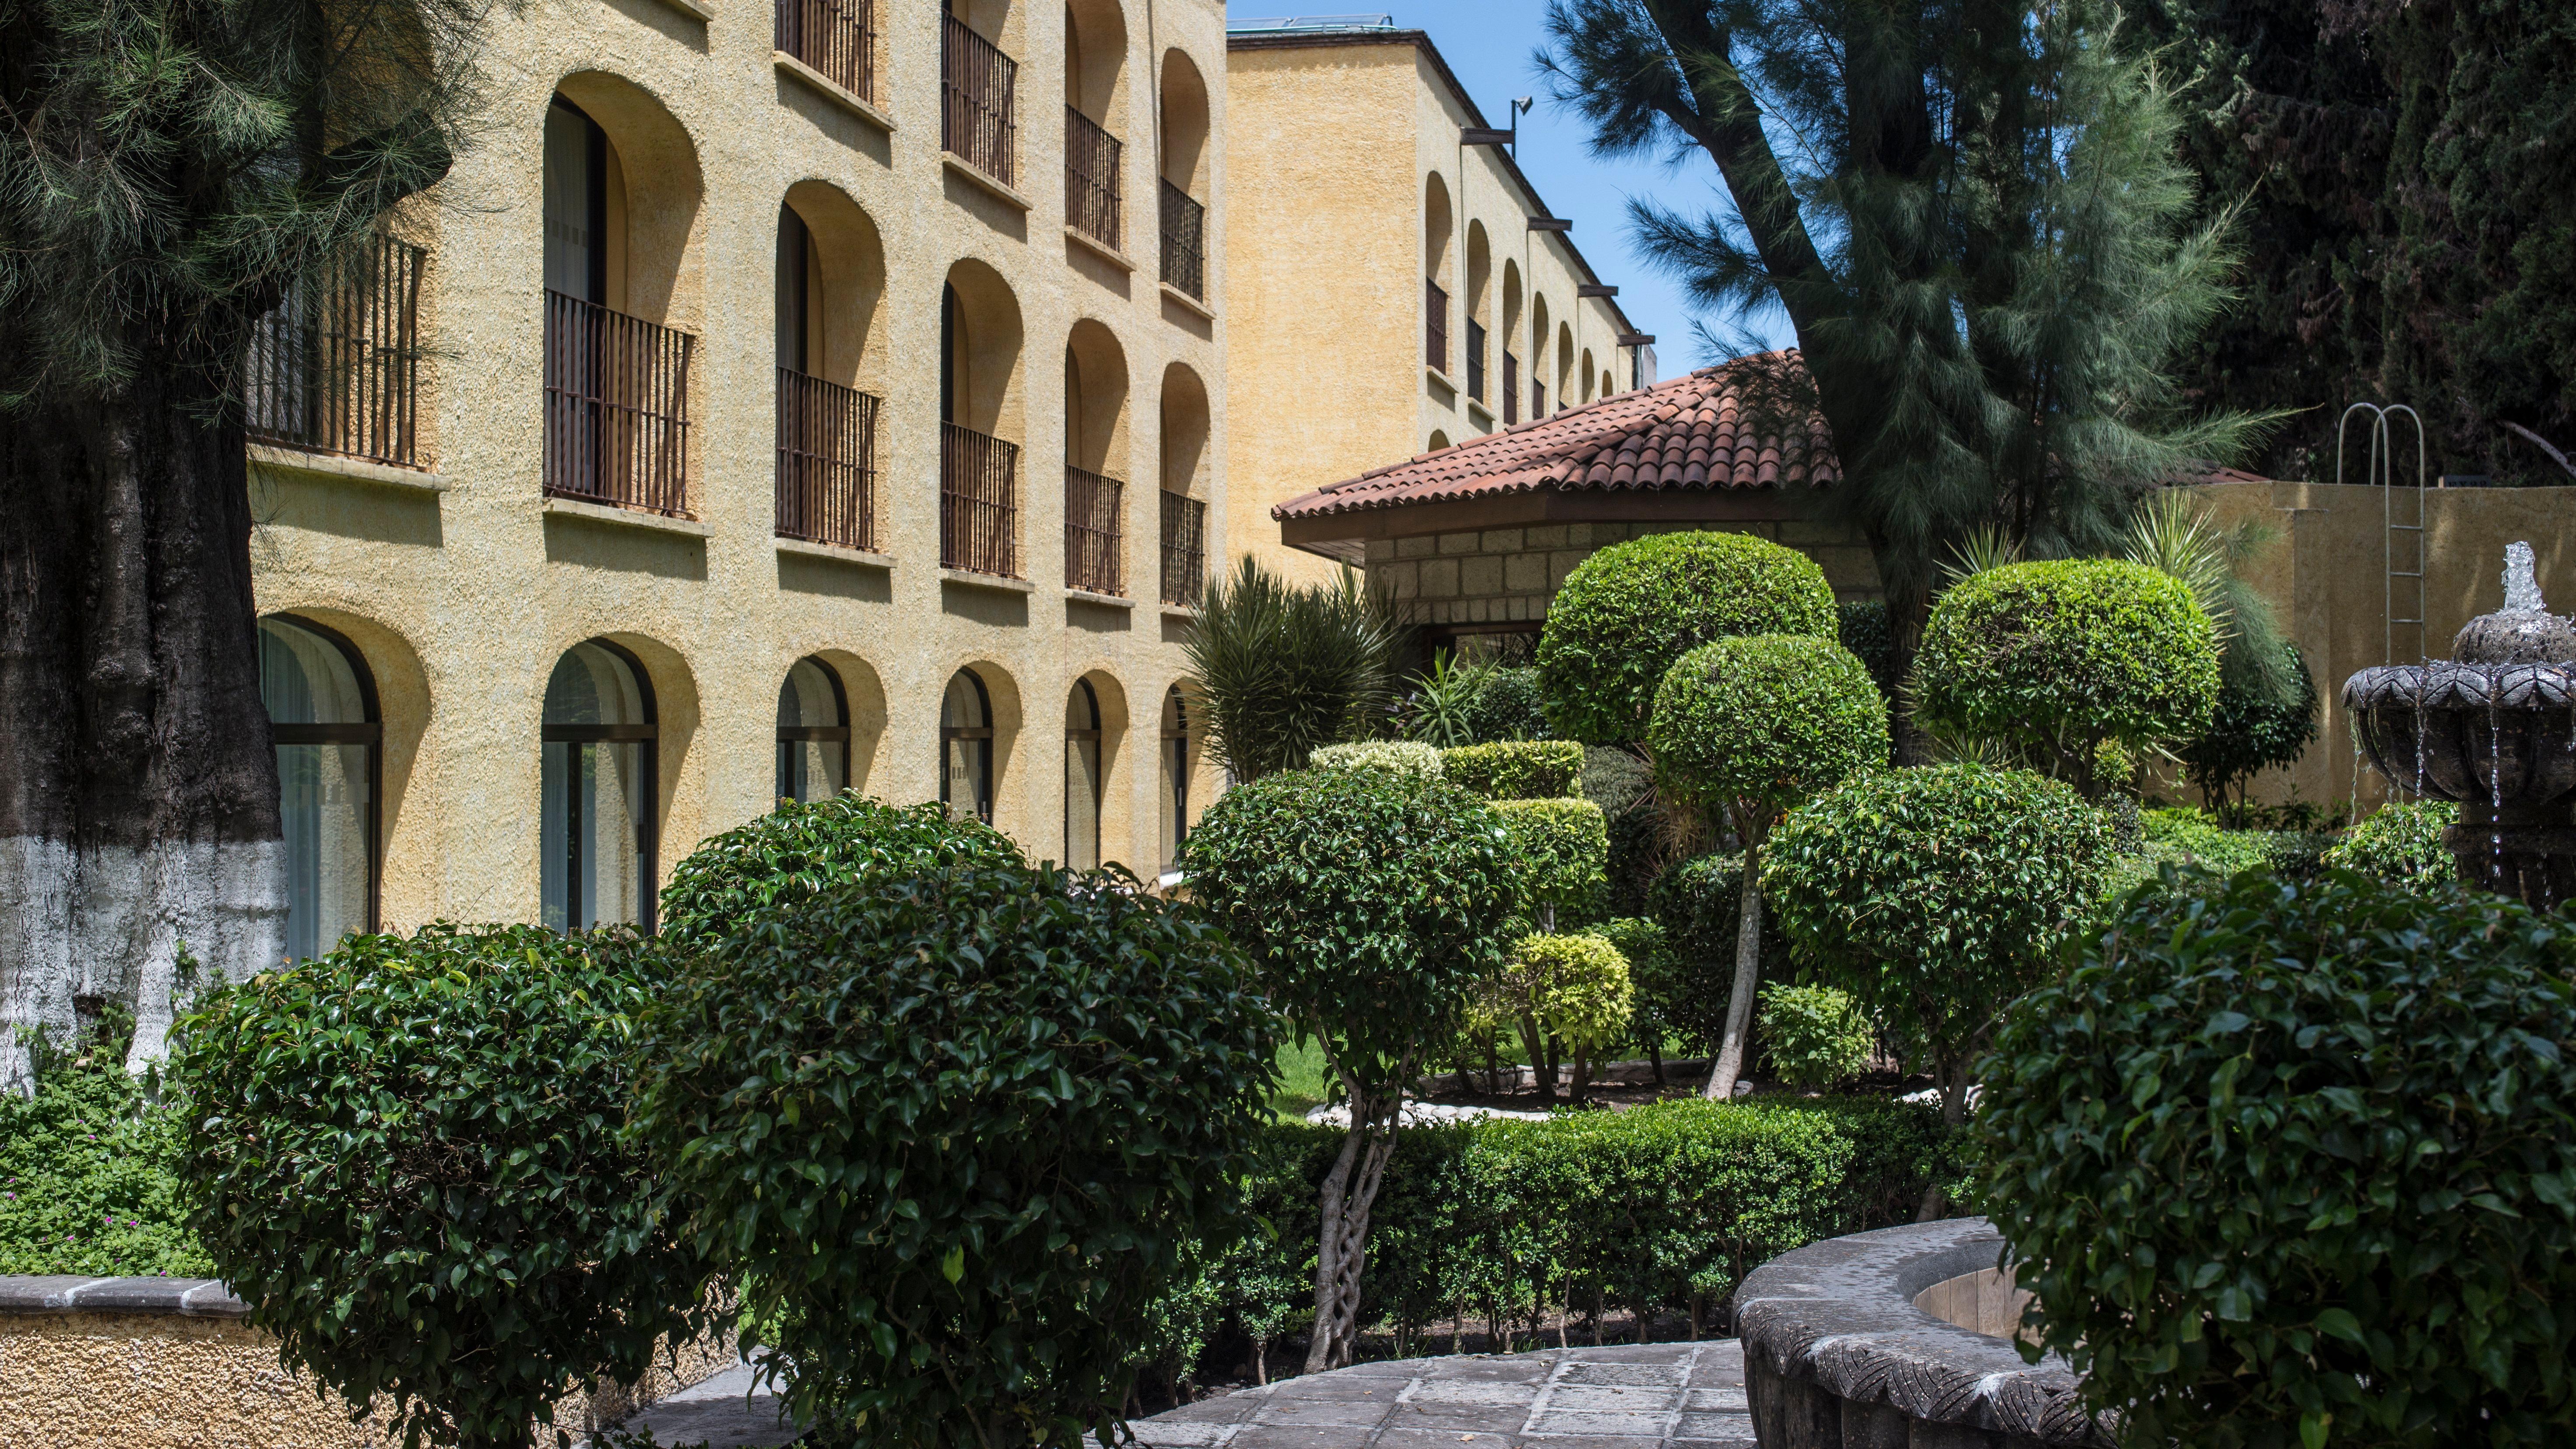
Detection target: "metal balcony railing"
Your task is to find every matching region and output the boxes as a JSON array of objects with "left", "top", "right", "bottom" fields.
[
  {"left": 543, "top": 291, "right": 694, "bottom": 516},
  {"left": 776, "top": 369, "right": 880, "bottom": 552},
  {"left": 942, "top": 15, "right": 1018, "bottom": 185},
  {"left": 941, "top": 421, "right": 1019, "bottom": 577},
  {"left": 1504, "top": 353, "right": 1520, "bottom": 425},
  {"left": 1426, "top": 278, "right": 1448, "bottom": 373},
  {"left": 1160, "top": 180, "right": 1206, "bottom": 301},
  {"left": 1466, "top": 319, "right": 1487, "bottom": 402},
  {"left": 1065, "top": 465, "right": 1124, "bottom": 595},
  {"left": 1160, "top": 489, "right": 1206, "bottom": 607},
  {"left": 246, "top": 233, "right": 428, "bottom": 469},
  {"left": 776, "top": 0, "right": 875, "bottom": 98},
  {"left": 1065, "top": 106, "right": 1122, "bottom": 251}
]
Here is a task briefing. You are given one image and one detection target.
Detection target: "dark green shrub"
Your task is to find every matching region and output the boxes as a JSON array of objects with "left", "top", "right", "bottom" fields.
[
  {"left": 1589, "top": 916, "right": 1671, "bottom": 1058},
  {"left": 1764, "top": 765, "right": 2115, "bottom": 1120},
  {"left": 1444, "top": 740, "right": 1584, "bottom": 799},
  {"left": 1466, "top": 666, "right": 1551, "bottom": 742},
  {"left": 0, "top": 1008, "right": 206, "bottom": 1276},
  {"left": 1984, "top": 871, "right": 2576, "bottom": 1448},
  {"left": 1836, "top": 598, "right": 1899, "bottom": 697},
  {"left": 2175, "top": 639, "right": 2320, "bottom": 809},
  {"left": 1537, "top": 531, "right": 1838, "bottom": 744},
  {"left": 1755, "top": 983, "right": 1873, "bottom": 1090},
  {"left": 1915, "top": 559, "right": 2221, "bottom": 797},
  {"left": 1181, "top": 767, "right": 1518, "bottom": 1369},
  {"left": 173, "top": 925, "right": 702, "bottom": 1449},
  {"left": 635, "top": 865, "right": 1274, "bottom": 1449},
  {"left": 657, "top": 794, "right": 1019, "bottom": 949},
  {"left": 1493, "top": 797, "right": 1610, "bottom": 924},
  {"left": 2322, "top": 799, "right": 2458, "bottom": 890},
  {"left": 1644, "top": 853, "right": 1790, "bottom": 1057}
]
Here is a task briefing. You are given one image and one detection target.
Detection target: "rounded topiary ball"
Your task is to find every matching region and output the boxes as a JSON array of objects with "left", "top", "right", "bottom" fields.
[
  {"left": 1983, "top": 871, "right": 2576, "bottom": 1445},
  {"left": 1537, "top": 531, "right": 1838, "bottom": 744},
  {"left": 1645, "top": 634, "right": 1889, "bottom": 827},
  {"left": 1915, "top": 559, "right": 2220, "bottom": 783},
  {"left": 657, "top": 795, "right": 1020, "bottom": 949},
  {"left": 635, "top": 865, "right": 1276, "bottom": 1449}
]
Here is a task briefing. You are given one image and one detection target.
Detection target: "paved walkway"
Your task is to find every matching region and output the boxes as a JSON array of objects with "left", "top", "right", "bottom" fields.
[{"left": 596, "top": 1342, "right": 1754, "bottom": 1449}]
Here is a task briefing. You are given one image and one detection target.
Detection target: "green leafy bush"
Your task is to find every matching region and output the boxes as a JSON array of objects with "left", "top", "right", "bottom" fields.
[
  {"left": 1589, "top": 916, "right": 1671, "bottom": 1057},
  {"left": 634, "top": 865, "right": 1275, "bottom": 1449},
  {"left": 1984, "top": 871, "right": 2576, "bottom": 1448},
  {"left": 1396, "top": 654, "right": 1490, "bottom": 747},
  {"left": 1648, "top": 636, "right": 1888, "bottom": 826},
  {"left": 2141, "top": 805, "right": 2285, "bottom": 875},
  {"left": 1443, "top": 740, "right": 1585, "bottom": 800},
  {"left": 1756, "top": 984, "right": 1873, "bottom": 1091},
  {"left": 2175, "top": 639, "right": 2319, "bottom": 808},
  {"left": 1915, "top": 559, "right": 2221, "bottom": 796},
  {"left": 657, "top": 794, "right": 1019, "bottom": 949},
  {"left": 1836, "top": 598, "right": 1900, "bottom": 698},
  {"left": 1492, "top": 797, "right": 1610, "bottom": 923},
  {"left": 1474, "top": 932, "right": 1635, "bottom": 1055},
  {"left": 1310, "top": 739, "right": 1445, "bottom": 785},
  {"left": 1466, "top": 666, "right": 1551, "bottom": 742},
  {"left": 1644, "top": 853, "right": 1791, "bottom": 1057},
  {"left": 174, "top": 925, "right": 702, "bottom": 1449},
  {"left": 2322, "top": 799, "right": 2459, "bottom": 890},
  {"left": 0, "top": 1010, "right": 206, "bottom": 1277},
  {"left": 1765, "top": 765, "right": 2115, "bottom": 1119},
  {"left": 1537, "top": 531, "right": 1838, "bottom": 744}
]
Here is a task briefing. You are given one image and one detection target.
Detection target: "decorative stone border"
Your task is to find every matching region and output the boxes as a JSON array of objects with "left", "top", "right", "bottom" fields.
[
  {"left": 0, "top": 1273, "right": 249, "bottom": 1317},
  {"left": 1734, "top": 1217, "right": 2111, "bottom": 1447}
]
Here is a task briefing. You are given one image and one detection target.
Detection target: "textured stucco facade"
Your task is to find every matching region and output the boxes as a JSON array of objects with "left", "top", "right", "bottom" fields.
[
  {"left": 246, "top": 0, "right": 1232, "bottom": 932},
  {"left": 1365, "top": 514, "right": 1880, "bottom": 630},
  {"left": 1223, "top": 30, "right": 1647, "bottom": 585}
]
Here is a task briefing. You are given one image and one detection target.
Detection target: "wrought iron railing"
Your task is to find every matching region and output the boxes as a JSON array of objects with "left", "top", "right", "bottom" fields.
[
  {"left": 1065, "top": 106, "right": 1122, "bottom": 251},
  {"left": 1160, "top": 180, "right": 1206, "bottom": 301},
  {"left": 543, "top": 291, "right": 694, "bottom": 516},
  {"left": 941, "top": 421, "right": 1019, "bottom": 577},
  {"left": 1504, "top": 353, "right": 1520, "bottom": 425},
  {"left": 777, "top": 369, "right": 880, "bottom": 551},
  {"left": 1426, "top": 278, "right": 1448, "bottom": 373},
  {"left": 1160, "top": 490, "right": 1206, "bottom": 607},
  {"left": 246, "top": 233, "right": 428, "bottom": 469},
  {"left": 1065, "top": 465, "right": 1124, "bottom": 595},
  {"left": 776, "top": 0, "right": 875, "bottom": 98},
  {"left": 942, "top": 15, "right": 1018, "bottom": 185},
  {"left": 1467, "top": 319, "right": 1487, "bottom": 402}
]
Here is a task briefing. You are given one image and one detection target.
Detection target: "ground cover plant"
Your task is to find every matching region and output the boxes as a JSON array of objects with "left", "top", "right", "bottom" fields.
[
  {"left": 635, "top": 862, "right": 1276, "bottom": 1449},
  {"left": 173, "top": 925, "right": 703, "bottom": 1449},
  {"left": 0, "top": 1008, "right": 206, "bottom": 1276},
  {"left": 1985, "top": 870, "right": 2576, "bottom": 1446},
  {"left": 1183, "top": 767, "right": 1518, "bottom": 1370}
]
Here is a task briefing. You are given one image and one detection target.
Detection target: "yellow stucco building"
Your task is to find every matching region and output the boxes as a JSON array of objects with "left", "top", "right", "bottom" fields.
[
  {"left": 244, "top": 0, "right": 1231, "bottom": 950},
  {"left": 1222, "top": 19, "right": 1652, "bottom": 584}
]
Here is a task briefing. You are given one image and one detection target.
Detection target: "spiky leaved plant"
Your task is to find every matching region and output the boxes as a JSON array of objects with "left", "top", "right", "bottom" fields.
[{"left": 1181, "top": 557, "right": 1409, "bottom": 782}]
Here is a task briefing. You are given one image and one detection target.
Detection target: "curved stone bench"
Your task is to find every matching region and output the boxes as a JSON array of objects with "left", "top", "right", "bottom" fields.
[{"left": 1735, "top": 1217, "right": 2110, "bottom": 1447}]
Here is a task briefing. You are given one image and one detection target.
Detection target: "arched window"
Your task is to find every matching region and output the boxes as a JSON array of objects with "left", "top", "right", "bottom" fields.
[
  {"left": 260, "top": 616, "right": 380, "bottom": 961},
  {"left": 777, "top": 657, "right": 850, "bottom": 804},
  {"left": 541, "top": 639, "right": 657, "bottom": 932},
  {"left": 1159, "top": 686, "right": 1191, "bottom": 875},
  {"left": 941, "top": 669, "right": 996, "bottom": 823},
  {"left": 1065, "top": 680, "right": 1102, "bottom": 869}
]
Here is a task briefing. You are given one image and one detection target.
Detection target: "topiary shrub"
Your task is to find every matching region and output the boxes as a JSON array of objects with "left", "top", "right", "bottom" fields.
[
  {"left": 1915, "top": 558, "right": 2221, "bottom": 797},
  {"left": 2175, "top": 639, "right": 2320, "bottom": 810},
  {"left": 1471, "top": 933, "right": 1636, "bottom": 1104},
  {"left": 1764, "top": 764, "right": 2115, "bottom": 1122},
  {"left": 1182, "top": 768, "right": 1517, "bottom": 1370},
  {"left": 1755, "top": 983, "right": 1874, "bottom": 1091},
  {"left": 1492, "top": 797, "right": 1610, "bottom": 928},
  {"left": 1984, "top": 870, "right": 2576, "bottom": 1447},
  {"left": 634, "top": 864, "right": 1275, "bottom": 1449},
  {"left": 1648, "top": 633, "right": 1888, "bottom": 1096},
  {"left": 2322, "top": 798, "right": 2459, "bottom": 890},
  {"left": 1537, "top": 530, "right": 1838, "bottom": 744},
  {"left": 1643, "top": 852, "right": 1791, "bottom": 1058},
  {"left": 657, "top": 794, "right": 1020, "bottom": 950},
  {"left": 173, "top": 925, "right": 704, "bottom": 1449},
  {"left": 1310, "top": 739, "right": 1445, "bottom": 786},
  {"left": 1444, "top": 740, "right": 1585, "bottom": 800},
  {"left": 1466, "top": 665, "right": 1551, "bottom": 742}
]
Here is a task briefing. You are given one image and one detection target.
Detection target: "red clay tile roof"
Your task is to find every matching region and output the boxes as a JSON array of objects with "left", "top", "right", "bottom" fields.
[{"left": 1272, "top": 350, "right": 1841, "bottom": 522}]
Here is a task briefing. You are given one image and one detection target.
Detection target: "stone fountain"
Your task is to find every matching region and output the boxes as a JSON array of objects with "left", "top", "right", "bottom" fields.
[{"left": 2343, "top": 542, "right": 2576, "bottom": 909}]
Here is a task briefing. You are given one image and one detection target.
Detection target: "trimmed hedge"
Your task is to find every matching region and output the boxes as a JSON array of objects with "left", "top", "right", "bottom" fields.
[
  {"left": 1537, "top": 531, "right": 1838, "bottom": 745},
  {"left": 658, "top": 795, "right": 1021, "bottom": 949},
  {"left": 1646, "top": 634, "right": 1888, "bottom": 827},
  {"left": 1985, "top": 870, "right": 2576, "bottom": 1446},
  {"left": 1493, "top": 798, "right": 1610, "bottom": 922},
  {"left": 1465, "top": 667, "right": 1552, "bottom": 744},
  {"left": 1310, "top": 739, "right": 1445, "bottom": 786},
  {"left": 2321, "top": 799, "right": 2458, "bottom": 890},
  {"left": 1444, "top": 740, "right": 1585, "bottom": 800}
]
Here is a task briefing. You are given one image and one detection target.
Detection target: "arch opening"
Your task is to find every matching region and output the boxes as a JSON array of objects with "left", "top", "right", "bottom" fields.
[
  {"left": 1065, "top": 678, "right": 1103, "bottom": 869},
  {"left": 541, "top": 638, "right": 658, "bottom": 933},
  {"left": 1158, "top": 686, "right": 1194, "bottom": 876},
  {"left": 260, "top": 615, "right": 381, "bottom": 960},
  {"left": 1066, "top": 320, "right": 1132, "bottom": 595},
  {"left": 777, "top": 656, "right": 852, "bottom": 804},
  {"left": 777, "top": 183, "right": 888, "bottom": 551}
]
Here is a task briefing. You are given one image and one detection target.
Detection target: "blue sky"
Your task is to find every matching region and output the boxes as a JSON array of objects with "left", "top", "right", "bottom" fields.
[{"left": 1223, "top": 3, "right": 1799, "bottom": 373}]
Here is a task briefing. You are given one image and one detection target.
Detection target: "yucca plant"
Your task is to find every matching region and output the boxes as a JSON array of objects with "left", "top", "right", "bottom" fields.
[{"left": 1182, "top": 558, "right": 1411, "bottom": 782}]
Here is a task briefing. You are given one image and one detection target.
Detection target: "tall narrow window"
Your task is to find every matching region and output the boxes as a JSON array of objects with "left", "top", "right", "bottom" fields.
[
  {"left": 543, "top": 98, "right": 606, "bottom": 304},
  {"left": 1065, "top": 680, "right": 1102, "bottom": 869},
  {"left": 777, "top": 657, "right": 850, "bottom": 804},
  {"left": 541, "top": 640, "right": 657, "bottom": 932},
  {"left": 1159, "top": 686, "right": 1190, "bottom": 876},
  {"left": 776, "top": 203, "right": 812, "bottom": 374},
  {"left": 941, "top": 669, "right": 995, "bottom": 824},
  {"left": 260, "top": 617, "right": 380, "bottom": 961}
]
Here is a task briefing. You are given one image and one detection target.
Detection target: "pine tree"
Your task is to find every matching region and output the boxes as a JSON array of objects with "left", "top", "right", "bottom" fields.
[
  {"left": 1541, "top": 0, "right": 2263, "bottom": 659},
  {"left": 0, "top": 0, "right": 484, "bottom": 1089}
]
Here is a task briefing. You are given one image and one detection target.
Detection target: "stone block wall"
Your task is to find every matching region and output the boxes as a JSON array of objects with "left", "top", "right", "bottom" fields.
[{"left": 1362, "top": 517, "right": 1880, "bottom": 630}]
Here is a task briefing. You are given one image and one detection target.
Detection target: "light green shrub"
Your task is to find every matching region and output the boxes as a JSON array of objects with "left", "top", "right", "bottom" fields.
[
  {"left": 1474, "top": 933, "right": 1635, "bottom": 1054},
  {"left": 1310, "top": 739, "right": 1444, "bottom": 785},
  {"left": 2321, "top": 799, "right": 2458, "bottom": 890},
  {"left": 1492, "top": 797, "right": 1610, "bottom": 923},
  {"left": 1444, "top": 740, "right": 1585, "bottom": 800},
  {"left": 1756, "top": 983, "right": 1874, "bottom": 1090}
]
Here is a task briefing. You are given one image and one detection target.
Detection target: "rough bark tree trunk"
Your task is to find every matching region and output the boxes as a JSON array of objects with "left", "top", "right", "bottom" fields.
[
  {"left": 1304, "top": 1061, "right": 1407, "bottom": 1373},
  {"left": 1704, "top": 832, "right": 1767, "bottom": 1100},
  {"left": 1517, "top": 1013, "right": 1553, "bottom": 1104},
  {"left": 0, "top": 378, "right": 285, "bottom": 1093}
]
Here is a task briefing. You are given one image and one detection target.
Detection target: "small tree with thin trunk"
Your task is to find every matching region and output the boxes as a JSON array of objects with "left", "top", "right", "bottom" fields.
[
  {"left": 1645, "top": 635, "right": 1887, "bottom": 1100},
  {"left": 1183, "top": 768, "right": 1517, "bottom": 1372}
]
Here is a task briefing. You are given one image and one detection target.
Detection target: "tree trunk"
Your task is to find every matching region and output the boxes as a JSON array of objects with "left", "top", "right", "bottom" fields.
[
  {"left": 2, "top": 381, "right": 285, "bottom": 1094},
  {"left": 1648, "top": 1040, "right": 1664, "bottom": 1086},
  {"left": 1305, "top": 1065, "right": 1406, "bottom": 1373},
  {"left": 1569, "top": 1045, "right": 1592, "bottom": 1105},
  {"left": 1704, "top": 834, "right": 1766, "bottom": 1100},
  {"left": 1517, "top": 1014, "right": 1553, "bottom": 1104}
]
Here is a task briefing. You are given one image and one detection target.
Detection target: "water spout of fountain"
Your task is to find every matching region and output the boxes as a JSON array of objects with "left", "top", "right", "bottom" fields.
[{"left": 2503, "top": 542, "right": 2546, "bottom": 615}]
